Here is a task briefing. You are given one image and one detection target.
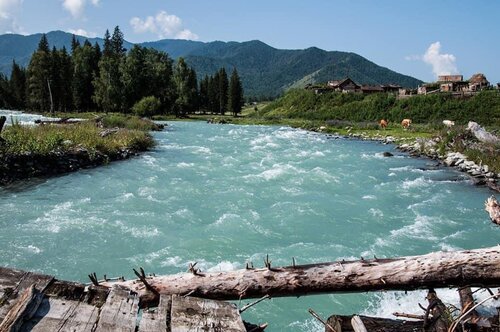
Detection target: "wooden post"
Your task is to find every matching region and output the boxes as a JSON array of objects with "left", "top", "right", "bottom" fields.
[{"left": 0, "top": 116, "right": 6, "bottom": 137}]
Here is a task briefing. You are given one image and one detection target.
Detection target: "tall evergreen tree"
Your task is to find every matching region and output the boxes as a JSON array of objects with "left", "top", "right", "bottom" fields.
[
  {"left": 228, "top": 68, "right": 244, "bottom": 117},
  {"left": 93, "top": 27, "right": 125, "bottom": 113},
  {"left": 9, "top": 60, "right": 26, "bottom": 109},
  {"left": 173, "top": 57, "right": 198, "bottom": 116},
  {"left": 218, "top": 68, "right": 228, "bottom": 114},
  {"left": 26, "top": 34, "right": 52, "bottom": 112},
  {"left": 71, "top": 35, "right": 80, "bottom": 53},
  {"left": 199, "top": 75, "right": 209, "bottom": 114},
  {"left": 73, "top": 41, "right": 99, "bottom": 111}
]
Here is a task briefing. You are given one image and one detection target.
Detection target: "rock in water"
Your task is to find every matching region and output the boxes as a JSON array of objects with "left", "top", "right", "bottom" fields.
[
  {"left": 382, "top": 152, "right": 394, "bottom": 157},
  {"left": 485, "top": 196, "right": 500, "bottom": 225}
]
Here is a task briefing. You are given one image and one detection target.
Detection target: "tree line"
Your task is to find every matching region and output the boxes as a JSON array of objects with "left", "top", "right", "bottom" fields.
[{"left": 0, "top": 26, "right": 244, "bottom": 117}]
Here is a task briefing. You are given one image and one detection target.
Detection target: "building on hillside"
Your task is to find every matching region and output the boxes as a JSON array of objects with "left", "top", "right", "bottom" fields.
[
  {"left": 381, "top": 84, "right": 402, "bottom": 94},
  {"left": 468, "top": 73, "right": 489, "bottom": 91},
  {"left": 361, "top": 85, "right": 384, "bottom": 94},
  {"left": 437, "top": 74, "right": 469, "bottom": 92},
  {"left": 327, "top": 77, "right": 360, "bottom": 93},
  {"left": 418, "top": 73, "right": 491, "bottom": 95},
  {"left": 438, "top": 75, "right": 463, "bottom": 82}
]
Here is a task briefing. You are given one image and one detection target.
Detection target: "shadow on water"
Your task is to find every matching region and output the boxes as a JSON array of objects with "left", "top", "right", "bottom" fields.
[{"left": 0, "top": 177, "right": 50, "bottom": 194}]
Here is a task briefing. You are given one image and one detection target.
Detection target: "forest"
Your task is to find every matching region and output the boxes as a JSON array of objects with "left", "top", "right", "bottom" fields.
[{"left": 0, "top": 27, "right": 244, "bottom": 118}]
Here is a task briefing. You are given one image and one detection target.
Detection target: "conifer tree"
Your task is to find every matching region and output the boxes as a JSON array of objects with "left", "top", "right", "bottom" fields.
[
  {"left": 173, "top": 57, "right": 198, "bottom": 116},
  {"left": 26, "top": 34, "right": 52, "bottom": 112},
  {"left": 9, "top": 60, "right": 26, "bottom": 109},
  {"left": 228, "top": 68, "right": 244, "bottom": 117},
  {"left": 93, "top": 27, "right": 125, "bottom": 113},
  {"left": 218, "top": 67, "right": 228, "bottom": 114}
]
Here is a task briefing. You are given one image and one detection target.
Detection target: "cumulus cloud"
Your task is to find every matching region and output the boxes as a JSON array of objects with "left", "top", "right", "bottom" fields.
[
  {"left": 130, "top": 10, "right": 198, "bottom": 40},
  {"left": 62, "top": 0, "right": 99, "bottom": 18},
  {"left": 0, "top": 0, "right": 23, "bottom": 33},
  {"left": 422, "top": 41, "right": 459, "bottom": 77},
  {"left": 67, "top": 28, "right": 97, "bottom": 38}
]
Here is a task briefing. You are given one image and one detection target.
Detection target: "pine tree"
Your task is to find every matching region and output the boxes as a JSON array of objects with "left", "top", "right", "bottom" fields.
[
  {"left": 93, "top": 27, "right": 125, "bottom": 113},
  {"left": 218, "top": 68, "right": 228, "bottom": 114},
  {"left": 173, "top": 58, "right": 198, "bottom": 116},
  {"left": 26, "top": 34, "right": 52, "bottom": 112},
  {"left": 228, "top": 68, "right": 244, "bottom": 117},
  {"left": 71, "top": 35, "right": 80, "bottom": 53},
  {"left": 9, "top": 60, "right": 26, "bottom": 109},
  {"left": 199, "top": 75, "right": 209, "bottom": 114}
]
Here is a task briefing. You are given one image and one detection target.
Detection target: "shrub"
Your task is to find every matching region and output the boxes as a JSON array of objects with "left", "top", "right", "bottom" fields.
[{"left": 132, "top": 96, "right": 161, "bottom": 117}]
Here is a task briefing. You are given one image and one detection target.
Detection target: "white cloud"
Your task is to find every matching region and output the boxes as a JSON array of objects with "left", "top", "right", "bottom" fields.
[
  {"left": 0, "top": 0, "right": 23, "bottom": 33},
  {"left": 61, "top": 0, "right": 99, "bottom": 18},
  {"left": 422, "top": 41, "right": 459, "bottom": 77},
  {"left": 130, "top": 10, "right": 199, "bottom": 40},
  {"left": 67, "top": 28, "right": 97, "bottom": 38}
]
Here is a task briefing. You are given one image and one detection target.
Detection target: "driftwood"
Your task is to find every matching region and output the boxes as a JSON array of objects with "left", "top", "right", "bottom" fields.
[
  {"left": 34, "top": 117, "right": 73, "bottom": 125},
  {"left": 103, "top": 246, "right": 500, "bottom": 305},
  {"left": 485, "top": 196, "right": 500, "bottom": 225},
  {"left": 467, "top": 121, "right": 500, "bottom": 144},
  {"left": 325, "top": 315, "right": 422, "bottom": 332}
]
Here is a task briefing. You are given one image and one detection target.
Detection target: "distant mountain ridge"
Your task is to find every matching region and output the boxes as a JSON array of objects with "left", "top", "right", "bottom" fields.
[{"left": 0, "top": 30, "right": 423, "bottom": 98}]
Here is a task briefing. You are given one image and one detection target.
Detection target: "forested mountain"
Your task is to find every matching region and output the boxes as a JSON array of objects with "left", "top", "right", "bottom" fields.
[{"left": 0, "top": 31, "right": 423, "bottom": 98}]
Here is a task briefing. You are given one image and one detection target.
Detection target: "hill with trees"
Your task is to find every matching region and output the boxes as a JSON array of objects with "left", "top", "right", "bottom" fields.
[{"left": 0, "top": 31, "right": 422, "bottom": 99}]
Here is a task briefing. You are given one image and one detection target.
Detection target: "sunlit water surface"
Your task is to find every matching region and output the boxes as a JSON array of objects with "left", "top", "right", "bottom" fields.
[{"left": 0, "top": 113, "right": 498, "bottom": 331}]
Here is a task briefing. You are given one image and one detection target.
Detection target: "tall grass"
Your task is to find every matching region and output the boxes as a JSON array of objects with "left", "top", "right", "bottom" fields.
[{"left": 0, "top": 121, "right": 154, "bottom": 157}]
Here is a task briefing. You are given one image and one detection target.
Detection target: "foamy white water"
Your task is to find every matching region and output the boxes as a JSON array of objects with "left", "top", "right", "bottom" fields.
[{"left": 0, "top": 119, "right": 497, "bottom": 331}]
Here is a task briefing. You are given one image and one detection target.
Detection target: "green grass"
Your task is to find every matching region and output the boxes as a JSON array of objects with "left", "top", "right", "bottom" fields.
[{"left": 1, "top": 118, "right": 155, "bottom": 158}]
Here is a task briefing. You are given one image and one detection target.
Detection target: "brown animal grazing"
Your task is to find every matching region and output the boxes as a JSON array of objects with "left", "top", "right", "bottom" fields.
[
  {"left": 401, "top": 119, "right": 412, "bottom": 129},
  {"left": 379, "top": 119, "right": 388, "bottom": 129}
]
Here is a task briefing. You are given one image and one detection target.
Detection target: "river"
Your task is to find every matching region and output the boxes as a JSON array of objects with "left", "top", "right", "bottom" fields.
[{"left": 0, "top": 113, "right": 498, "bottom": 330}]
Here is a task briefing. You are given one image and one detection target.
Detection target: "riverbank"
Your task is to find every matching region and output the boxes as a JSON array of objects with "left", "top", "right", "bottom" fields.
[
  {"left": 321, "top": 126, "right": 500, "bottom": 192},
  {"left": 0, "top": 113, "right": 158, "bottom": 185}
]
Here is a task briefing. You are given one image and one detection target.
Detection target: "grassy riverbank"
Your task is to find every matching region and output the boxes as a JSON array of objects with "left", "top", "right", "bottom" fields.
[
  {"left": 0, "top": 113, "right": 157, "bottom": 184},
  {"left": 1, "top": 114, "right": 156, "bottom": 156}
]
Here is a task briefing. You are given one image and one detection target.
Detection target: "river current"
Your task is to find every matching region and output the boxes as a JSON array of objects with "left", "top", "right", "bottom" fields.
[{"left": 0, "top": 113, "right": 498, "bottom": 330}]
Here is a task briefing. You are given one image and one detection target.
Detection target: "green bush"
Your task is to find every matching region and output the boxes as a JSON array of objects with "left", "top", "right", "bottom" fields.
[{"left": 132, "top": 96, "right": 161, "bottom": 117}]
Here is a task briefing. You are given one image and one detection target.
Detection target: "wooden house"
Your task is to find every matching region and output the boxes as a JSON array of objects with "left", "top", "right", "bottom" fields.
[{"left": 327, "top": 77, "right": 360, "bottom": 93}]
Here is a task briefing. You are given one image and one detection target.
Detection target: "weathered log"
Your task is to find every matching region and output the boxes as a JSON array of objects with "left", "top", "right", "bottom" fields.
[
  {"left": 485, "top": 196, "right": 500, "bottom": 225},
  {"left": 325, "top": 315, "right": 421, "bottom": 332},
  {"left": 0, "top": 285, "right": 43, "bottom": 332},
  {"left": 103, "top": 246, "right": 500, "bottom": 304},
  {"left": 467, "top": 121, "right": 500, "bottom": 144}
]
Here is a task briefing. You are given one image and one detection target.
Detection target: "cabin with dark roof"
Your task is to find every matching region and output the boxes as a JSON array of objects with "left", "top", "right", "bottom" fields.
[
  {"left": 361, "top": 85, "right": 384, "bottom": 94},
  {"left": 327, "top": 77, "right": 360, "bottom": 93}
]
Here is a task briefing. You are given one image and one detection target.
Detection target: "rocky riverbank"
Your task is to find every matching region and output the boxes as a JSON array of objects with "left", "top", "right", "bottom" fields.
[
  {"left": 0, "top": 147, "right": 140, "bottom": 185},
  {"left": 338, "top": 130, "right": 500, "bottom": 193}
]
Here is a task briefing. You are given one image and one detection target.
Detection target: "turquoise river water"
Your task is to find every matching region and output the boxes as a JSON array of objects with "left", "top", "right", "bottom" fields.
[{"left": 0, "top": 111, "right": 499, "bottom": 330}]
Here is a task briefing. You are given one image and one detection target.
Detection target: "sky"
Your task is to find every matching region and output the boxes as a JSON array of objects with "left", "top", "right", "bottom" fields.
[{"left": 0, "top": 0, "right": 499, "bottom": 83}]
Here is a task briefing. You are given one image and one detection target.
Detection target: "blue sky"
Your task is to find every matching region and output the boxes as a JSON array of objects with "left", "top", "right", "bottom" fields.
[{"left": 0, "top": 0, "right": 498, "bottom": 83}]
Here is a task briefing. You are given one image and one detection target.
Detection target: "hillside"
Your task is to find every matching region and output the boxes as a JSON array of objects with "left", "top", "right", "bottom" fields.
[{"left": 0, "top": 31, "right": 423, "bottom": 98}]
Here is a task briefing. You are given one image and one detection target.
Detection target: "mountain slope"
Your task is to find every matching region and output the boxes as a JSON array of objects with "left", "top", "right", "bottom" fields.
[{"left": 0, "top": 31, "right": 423, "bottom": 98}]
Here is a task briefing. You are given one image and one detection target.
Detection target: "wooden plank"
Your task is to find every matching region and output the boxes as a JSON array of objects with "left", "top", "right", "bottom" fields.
[
  {"left": 0, "top": 270, "right": 53, "bottom": 322},
  {"left": 0, "top": 285, "right": 43, "bottom": 332},
  {"left": 170, "top": 295, "right": 246, "bottom": 332},
  {"left": 19, "top": 297, "right": 99, "bottom": 332},
  {"left": 0, "top": 267, "right": 26, "bottom": 302},
  {"left": 138, "top": 295, "right": 171, "bottom": 332},
  {"left": 94, "top": 285, "right": 139, "bottom": 332}
]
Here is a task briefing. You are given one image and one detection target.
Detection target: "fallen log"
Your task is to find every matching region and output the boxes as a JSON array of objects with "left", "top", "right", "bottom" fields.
[
  {"left": 485, "top": 196, "right": 500, "bottom": 225},
  {"left": 103, "top": 246, "right": 500, "bottom": 304},
  {"left": 325, "top": 315, "right": 421, "bottom": 332}
]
